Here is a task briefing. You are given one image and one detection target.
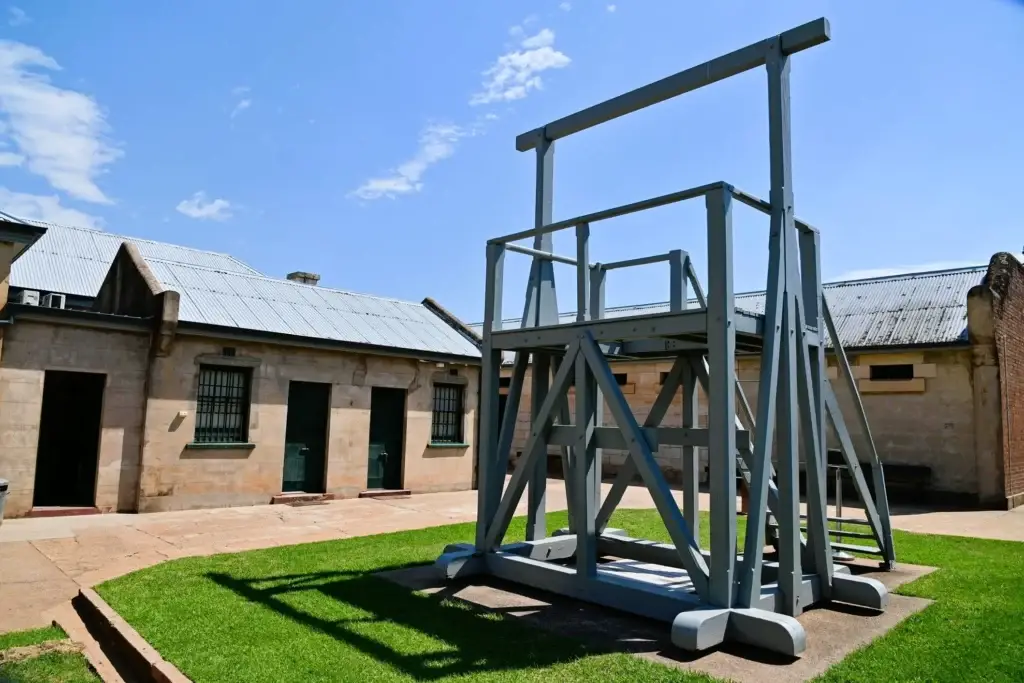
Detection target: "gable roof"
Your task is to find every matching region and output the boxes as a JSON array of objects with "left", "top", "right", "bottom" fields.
[
  {"left": 9, "top": 221, "right": 263, "bottom": 298},
  {"left": 145, "top": 258, "right": 481, "bottom": 359},
  {"left": 471, "top": 265, "right": 986, "bottom": 355}
]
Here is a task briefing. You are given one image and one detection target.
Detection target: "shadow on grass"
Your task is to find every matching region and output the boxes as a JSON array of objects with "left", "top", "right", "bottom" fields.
[{"left": 207, "top": 568, "right": 604, "bottom": 681}]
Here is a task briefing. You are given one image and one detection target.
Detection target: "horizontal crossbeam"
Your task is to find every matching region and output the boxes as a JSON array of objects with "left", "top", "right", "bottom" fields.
[
  {"left": 505, "top": 243, "right": 578, "bottom": 265},
  {"left": 489, "top": 309, "right": 763, "bottom": 349},
  {"left": 546, "top": 425, "right": 750, "bottom": 451},
  {"left": 601, "top": 252, "right": 674, "bottom": 270},
  {"left": 493, "top": 182, "right": 725, "bottom": 245},
  {"left": 515, "top": 18, "right": 830, "bottom": 151}
]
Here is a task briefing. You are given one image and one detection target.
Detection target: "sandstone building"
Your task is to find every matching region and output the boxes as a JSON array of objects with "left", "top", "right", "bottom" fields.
[{"left": 0, "top": 218, "right": 481, "bottom": 517}]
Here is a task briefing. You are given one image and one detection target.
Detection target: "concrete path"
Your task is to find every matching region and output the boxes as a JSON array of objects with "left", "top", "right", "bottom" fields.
[{"left": 1, "top": 479, "right": 1022, "bottom": 634}]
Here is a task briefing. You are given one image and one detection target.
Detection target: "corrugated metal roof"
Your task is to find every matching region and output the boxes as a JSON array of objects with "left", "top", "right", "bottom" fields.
[
  {"left": 10, "top": 222, "right": 263, "bottom": 297},
  {"left": 146, "top": 259, "right": 481, "bottom": 359},
  {"left": 470, "top": 266, "right": 985, "bottom": 355}
]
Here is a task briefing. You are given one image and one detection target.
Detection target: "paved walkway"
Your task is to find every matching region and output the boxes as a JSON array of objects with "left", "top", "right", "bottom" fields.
[{"left": 1, "top": 480, "right": 1022, "bottom": 634}]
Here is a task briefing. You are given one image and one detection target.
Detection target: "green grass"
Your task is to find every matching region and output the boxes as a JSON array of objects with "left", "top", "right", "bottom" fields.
[
  {"left": 0, "top": 625, "right": 100, "bottom": 683},
  {"left": 94, "top": 510, "right": 1024, "bottom": 683},
  {"left": 0, "top": 626, "right": 67, "bottom": 651}
]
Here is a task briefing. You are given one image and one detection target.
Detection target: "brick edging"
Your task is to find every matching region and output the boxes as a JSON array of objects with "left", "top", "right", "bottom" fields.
[{"left": 73, "top": 588, "right": 191, "bottom": 683}]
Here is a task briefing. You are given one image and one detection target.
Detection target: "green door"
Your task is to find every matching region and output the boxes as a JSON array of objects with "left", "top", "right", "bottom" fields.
[
  {"left": 282, "top": 381, "right": 331, "bottom": 493},
  {"left": 368, "top": 387, "right": 406, "bottom": 490}
]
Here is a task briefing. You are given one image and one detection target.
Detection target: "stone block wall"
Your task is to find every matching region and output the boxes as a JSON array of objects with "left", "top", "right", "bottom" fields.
[
  {"left": 0, "top": 321, "right": 150, "bottom": 516},
  {"left": 138, "top": 336, "right": 479, "bottom": 512},
  {"left": 501, "top": 347, "right": 977, "bottom": 496},
  {"left": 976, "top": 253, "right": 1024, "bottom": 507},
  {"left": 0, "top": 318, "right": 479, "bottom": 517}
]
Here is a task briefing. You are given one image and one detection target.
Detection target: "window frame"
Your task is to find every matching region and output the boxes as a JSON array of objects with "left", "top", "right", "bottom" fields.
[
  {"left": 868, "top": 364, "right": 915, "bottom": 382},
  {"left": 430, "top": 381, "right": 466, "bottom": 445},
  {"left": 193, "top": 364, "right": 253, "bottom": 444}
]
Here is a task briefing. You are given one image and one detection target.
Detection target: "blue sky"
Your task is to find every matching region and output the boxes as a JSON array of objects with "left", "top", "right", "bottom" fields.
[{"left": 0, "top": 1, "right": 1021, "bottom": 322}]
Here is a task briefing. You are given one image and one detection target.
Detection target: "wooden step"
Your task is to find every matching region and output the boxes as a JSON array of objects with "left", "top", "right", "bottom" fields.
[
  {"left": 830, "top": 541, "right": 883, "bottom": 556},
  {"left": 359, "top": 489, "right": 412, "bottom": 499},
  {"left": 800, "top": 526, "right": 877, "bottom": 540}
]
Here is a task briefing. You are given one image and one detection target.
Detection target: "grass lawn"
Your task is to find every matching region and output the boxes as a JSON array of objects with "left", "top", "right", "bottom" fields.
[
  {"left": 0, "top": 625, "right": 100, "bottom": 683},
  {"left": 95, "top": 509, "right": 1024, "bottom": 683}
]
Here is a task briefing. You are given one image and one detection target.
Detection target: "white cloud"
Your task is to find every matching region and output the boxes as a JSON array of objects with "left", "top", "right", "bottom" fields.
[
  {"left": 230, "top": 98, "right": 251, "bottom": 118},
  {"left": 0, "top": 150, "right": 22, "bottom": 165},
  {"left": 7, "top": 7, "right": 28, "bottom": 26},
  {"left": 470, "top": 29, "right": 571, "bottom": 105},
  {"left": 483, "top": 112, "right": 499, "bottom": 121},
  {"left": 520, "top": 28, "right": 555, "bottom": 50},
  {"left": 559, "top": 2, "right": 572, "bottom": 10},
  {"left": 607, "top": 4, "right": 617, "bottom": 12},
  {"left": 829, "top": 261, "right": 984, "bottom": 282},
  {"left": 176, "top": 191, "right": 233, "bottom": 221},
  {"left": 0, "top": 188, "right": 102, "bottom": 228},
  {"left": 0, "top": 41, "right": 121, "bottom": 204},
  {"left": 351, "top": 123, "right": 472, "bottom": 200},
  {"left": 230, "top": 85, "right": 251, "bottom": 119}
]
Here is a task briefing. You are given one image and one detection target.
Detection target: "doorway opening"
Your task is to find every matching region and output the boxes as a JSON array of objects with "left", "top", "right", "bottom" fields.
[
  {"left": 33, "top": 371, "right": 106, "bottom": 508},
  {"left": 367, "top": 387, "right": 406, "bottom": 490},
  {"left": 281, "top": 381, "right": 331, "bottom": 493}
]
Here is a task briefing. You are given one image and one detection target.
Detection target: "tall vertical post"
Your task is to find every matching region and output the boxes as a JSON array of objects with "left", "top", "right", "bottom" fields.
[
  {"left": 576, "top": 224, "right": 590, "bottom": 324},
  {"left": 528, "top": 352, "right": 551, "bottom": 541},
  {"left": 589, "top": 263, "right": 606, "bottom": 504},
  {"left": 681, "top": 357, "right": 700, "bottom": 540},
  {"left": 669, "top": 249, "right": 687, "bottom": 313},
  {"left": 766, "top": 37, "right": 802, "bottom": 616},
  {"left": 575, "top": 338, "right": 598, "bottom": 580},
  {"left": 797, "top": 226, "right": 834, "bottom": 592},
  {"left": 576, "top": 224, "right": 602, "bottom": 506},
  {"left": 800, "top": 230, "right": 825, "bottom": 487},
  {"left": 524, "top": 136, "right": 558, "bottom": 541},
  {"left": 705, "top": 185, "right": 737, "bottom": 609},
  {"left": 475, "top": 243, "right": 505, "bottom": 550}
]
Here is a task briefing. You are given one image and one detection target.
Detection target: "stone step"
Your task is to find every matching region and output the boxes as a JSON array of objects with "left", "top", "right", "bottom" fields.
[
  {"left": 45, "top": 601, "right": 126, "bottom": 683},
  {"left": 359, "top": 489, "right": 412, "bottom": 499},
  {"left": 269, "top": 492, "right": 335, "bottom": 505},
  {"left": 27, "top": 507, "right": 101, "bottom": 518}
]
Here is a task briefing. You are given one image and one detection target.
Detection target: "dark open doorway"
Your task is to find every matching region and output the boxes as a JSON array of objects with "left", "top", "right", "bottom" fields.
[
  {"left": 281, "top": 381, "right": 331, "bottom": 493},
  {"left": 367, "top": 387, "right": 406, "bottom": 490},
  {"left": 33, "top": 370, "right": 106, "bottom": 508}
]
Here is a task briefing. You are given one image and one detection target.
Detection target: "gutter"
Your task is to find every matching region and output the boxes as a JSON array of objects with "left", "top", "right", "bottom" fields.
[
  {"left": 421, "top": 297, "right": 483, "bottom": 348},
  {"left": 174, "top": 321, "right": 482, "bottom": 366}
]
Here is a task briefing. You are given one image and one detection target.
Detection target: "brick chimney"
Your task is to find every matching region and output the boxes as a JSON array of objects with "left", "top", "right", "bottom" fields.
[{"left": 286, "top": 271, "right": 320, "bottom": 286}]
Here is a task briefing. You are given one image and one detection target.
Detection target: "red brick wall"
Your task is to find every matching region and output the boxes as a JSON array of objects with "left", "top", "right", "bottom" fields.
[{"left": 984, "top": 253, "right": 1024, "bottom": 502}]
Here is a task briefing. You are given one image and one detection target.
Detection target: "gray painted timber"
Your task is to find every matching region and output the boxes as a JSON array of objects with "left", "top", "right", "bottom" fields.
[
  {"left": 445, "top": 17, "right": 893, "bottom": 658},
  {"left": 514, "top": 18, "right": 830, "bottom": 151},
  {"left": 705, "top": 185, "right": 738, "bottom": 609},
  {"left": 524, "top": 137, "right": 559, "bottom": 543}
]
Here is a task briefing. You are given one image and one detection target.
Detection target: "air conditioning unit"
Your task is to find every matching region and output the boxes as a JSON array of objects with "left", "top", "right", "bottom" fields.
[
  {"left": 41, "top": 293, "right": 66, "bottom": 309},
  {"left": 13, "top": 289, "right": 39, "bottom": 306}
]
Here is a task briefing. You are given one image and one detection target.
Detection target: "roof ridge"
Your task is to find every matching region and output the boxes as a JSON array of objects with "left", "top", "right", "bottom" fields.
[
  {"left": 821, "top": 264, "right": 988, "bottom": 286},
  {"left": 26, "top": 218, "right": 260, "bottom": 272},
  {"left": 144, "top": 257, "right": 428, "bottom": 308}
]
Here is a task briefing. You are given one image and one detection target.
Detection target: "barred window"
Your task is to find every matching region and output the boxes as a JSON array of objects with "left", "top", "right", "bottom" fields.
[
  {"left": 194, "top": 366, "right": 251, "bottom": 443},
  {"left": 431, "top": 383, "right": 465, "bottom": 444}
]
